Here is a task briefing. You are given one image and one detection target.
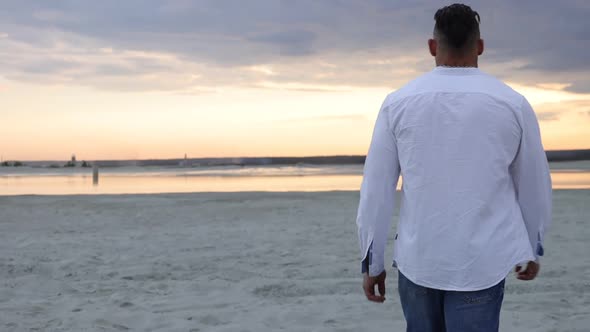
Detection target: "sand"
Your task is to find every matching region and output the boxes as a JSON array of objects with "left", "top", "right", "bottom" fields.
[{"left": 0, "top": 190, "right": 589, "bottom": 331}]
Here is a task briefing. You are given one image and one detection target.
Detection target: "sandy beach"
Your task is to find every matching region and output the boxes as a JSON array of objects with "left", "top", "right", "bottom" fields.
[{"left": 1, "top": 190, "right": 589, "bottom": 331}]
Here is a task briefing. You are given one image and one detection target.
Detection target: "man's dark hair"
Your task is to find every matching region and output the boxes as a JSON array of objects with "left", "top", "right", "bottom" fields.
[{"left": 434, "top": 3, "right": 481, "bottom": 52}]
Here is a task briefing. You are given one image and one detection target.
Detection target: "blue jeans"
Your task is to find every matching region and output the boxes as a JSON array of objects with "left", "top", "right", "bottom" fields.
[{"left": 398, "top": 271, "right": 505, "bottom": 332}]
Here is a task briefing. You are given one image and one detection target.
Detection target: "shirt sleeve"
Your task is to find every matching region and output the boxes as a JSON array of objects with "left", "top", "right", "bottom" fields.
[
  {"left": 356, "top": 103, "right": 401, "bottom": 277},
  {"left": 510, "top": 97, "right": 553, "bottom": 260}
]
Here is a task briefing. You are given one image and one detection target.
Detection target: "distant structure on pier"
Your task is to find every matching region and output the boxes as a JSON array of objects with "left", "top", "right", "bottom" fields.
[
  {"left": 179, "top": 153, "right": 189, "bottom": 167},
  {"left": 65, "top": 154, "right": 77, "bottom": 167}
]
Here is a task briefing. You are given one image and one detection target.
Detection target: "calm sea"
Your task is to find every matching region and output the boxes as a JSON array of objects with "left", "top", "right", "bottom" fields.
[{"left": 1, "top": 161, "right": 589, "bottom": 195}]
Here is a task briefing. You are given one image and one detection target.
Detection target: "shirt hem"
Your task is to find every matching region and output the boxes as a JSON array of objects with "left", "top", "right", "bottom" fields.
[{"left": 395, "top": 253, "right": 535, "bottom": 292}]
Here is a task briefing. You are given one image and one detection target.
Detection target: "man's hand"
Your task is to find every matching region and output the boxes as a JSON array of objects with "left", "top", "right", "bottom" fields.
[
  {"left": 363, "top": 270, "right": 387, "bottom": 303},
  {"left": 515, "top": 261, "right": 540, "bottom": 280}
]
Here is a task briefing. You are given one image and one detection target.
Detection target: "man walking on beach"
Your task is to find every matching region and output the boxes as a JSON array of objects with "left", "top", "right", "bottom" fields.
[{"left": 355, "top": 3, "right": 552, "bottom": 331}]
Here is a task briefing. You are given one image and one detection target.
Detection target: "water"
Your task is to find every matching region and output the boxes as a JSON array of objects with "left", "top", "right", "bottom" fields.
[{"left": 0, "top": 162, "right": 589, "bottom": 195}]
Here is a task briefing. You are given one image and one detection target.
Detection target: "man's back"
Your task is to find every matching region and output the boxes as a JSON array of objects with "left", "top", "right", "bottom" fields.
[
  {"left": 356, "top": 67, "right": 552, "bottom": 290},
  {"left": 389, "top": 67, "right": 550, "bottom": 290}
]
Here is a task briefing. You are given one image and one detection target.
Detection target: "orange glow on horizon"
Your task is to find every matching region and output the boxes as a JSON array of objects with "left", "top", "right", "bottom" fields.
[{"left": 1, "top": 79, "right": 589, "bottom": 161}]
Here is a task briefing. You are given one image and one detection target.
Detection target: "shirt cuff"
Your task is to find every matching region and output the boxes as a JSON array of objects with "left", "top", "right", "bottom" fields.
[
  {"left": 361, "top": 242, "right": 373, "bottom": 273},
  {"left": 536, "top": 243, "right": 544, "bottom": 257},
  {"left": 536, "top": 232, "right": 544, "bottom": 257}
]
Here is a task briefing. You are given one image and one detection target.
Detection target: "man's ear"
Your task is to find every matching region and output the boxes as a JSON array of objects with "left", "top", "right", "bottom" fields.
[
  {"left": 477, "top": 39, "right": 484, "bottom": 56},
  {"left": 428, "top": 39, "right": 437, "bottom": 57}
]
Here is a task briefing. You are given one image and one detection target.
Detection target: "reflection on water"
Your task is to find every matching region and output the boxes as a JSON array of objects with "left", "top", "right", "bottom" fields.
[
  {"left": 0, "top": 163, "right": 589, "bottom": 195},
  {"left": 549, "top": 172, "right": 590, "bottom": 189},
  {"left": 0, "top": 174, "right": 364, "bottom": 195}
]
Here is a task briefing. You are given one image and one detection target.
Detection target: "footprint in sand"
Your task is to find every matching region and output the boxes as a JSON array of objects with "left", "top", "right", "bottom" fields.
[{"left": 93, "top": 319, "right": 130, "bottom": 331}]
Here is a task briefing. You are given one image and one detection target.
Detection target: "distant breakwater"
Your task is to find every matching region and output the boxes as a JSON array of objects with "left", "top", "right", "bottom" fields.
[
  {"left": 546, "top": 149, "right": 590, "bottom": 162},
  {"left": 22, "top": 149, "right": 590, "bottom": 168}
]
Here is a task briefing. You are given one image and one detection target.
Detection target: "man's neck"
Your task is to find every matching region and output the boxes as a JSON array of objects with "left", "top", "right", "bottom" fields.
[{"left": 436, "top": 58, "right": 478, "bottom": 68}]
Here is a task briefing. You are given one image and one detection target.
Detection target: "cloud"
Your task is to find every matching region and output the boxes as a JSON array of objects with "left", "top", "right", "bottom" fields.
[
  {"left": 285, "top": 114, "right": 368, "bottom": 123},
  {"left": 0, "top": 1, "right": 588, "bottom": 93},
  {"left": 248, "top": 30, "right": 316, "bottom": 56},
  {"left": 535, "top": 99, "right": 590, "bottom": 121},
  {"left": 537, "top": 112, "right": 560, "bottom": 121}
]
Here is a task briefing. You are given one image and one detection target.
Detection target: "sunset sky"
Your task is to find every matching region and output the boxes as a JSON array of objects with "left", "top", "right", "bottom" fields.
[{"left": 1, "top": 1, "right": 589, "bottom": 161}]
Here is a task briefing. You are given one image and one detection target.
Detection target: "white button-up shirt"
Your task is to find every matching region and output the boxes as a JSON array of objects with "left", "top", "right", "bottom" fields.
[{"left": 356, "top": 67, "right": 552, "bottom": 291}]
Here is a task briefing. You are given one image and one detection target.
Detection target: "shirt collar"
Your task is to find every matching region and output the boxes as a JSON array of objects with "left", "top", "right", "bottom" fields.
[{"left": 432, "top": 66, "right": 482, "bottom": 75}]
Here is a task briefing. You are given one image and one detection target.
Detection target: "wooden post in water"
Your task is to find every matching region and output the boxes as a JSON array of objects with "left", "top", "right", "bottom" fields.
[{"left": 92, "top": 164, "right": 99, "bottom": 185}]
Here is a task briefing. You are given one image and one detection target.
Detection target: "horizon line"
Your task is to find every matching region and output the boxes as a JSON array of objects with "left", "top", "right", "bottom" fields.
[{"left": 5, "top": 148, "right": 590, "bottom": 163}]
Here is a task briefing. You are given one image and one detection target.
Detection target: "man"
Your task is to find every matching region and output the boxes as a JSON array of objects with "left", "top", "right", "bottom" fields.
[{"left": 355, "top": 3, "right": 552, "bottom": 332}]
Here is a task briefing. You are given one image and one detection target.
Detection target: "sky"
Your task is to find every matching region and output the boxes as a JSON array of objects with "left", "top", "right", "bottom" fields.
[{"left": 0, "top": 1, "right": 589, "bottom": 161}]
